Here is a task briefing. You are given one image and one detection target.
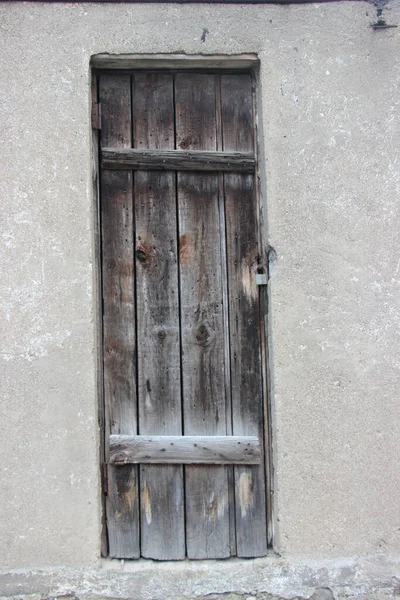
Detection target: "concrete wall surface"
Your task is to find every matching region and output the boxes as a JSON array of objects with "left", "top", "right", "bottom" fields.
[{"left": 1, "top": 0, "right": 400, "bottom": 596}]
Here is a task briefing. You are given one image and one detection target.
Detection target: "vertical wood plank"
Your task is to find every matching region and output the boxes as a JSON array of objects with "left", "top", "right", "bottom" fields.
[
  {"left": 253, "top": 72, "right": 274, "bottom": 548},
  {"left": 178, "top": 173, "right": 230, "bottom": 559},
  {"left": 99, "top": 74, "right": 139, "bottom": 558},
  {"left": 176, "top": 72, "right": 230, "bottom": 559},
  {"left": 133, "top": 73, "right": 185, "bottom": 560},
  {"left": 215, "top": 76, "right": 236, "bottom": 557},
  {"left": 221, "top": 74, "right": 267, "bottom": 557},
  {"left": 92, "top": 72, "right": 108, "bottom": 558},
  {"left": 175, "top": 74, "right": 218, "bottom": 152}
]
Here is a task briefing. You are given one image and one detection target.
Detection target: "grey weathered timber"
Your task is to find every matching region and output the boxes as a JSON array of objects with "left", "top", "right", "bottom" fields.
[
  {"left": 259, "top": 260, "right": 273, "bottom": 546},
  {"left": 110, "top": 435, "right": 261, "bottom": 464},
  {"left": 215, "top": 76, "right": 236, "bottom": 556},
  {"left": 98, "top": 69, "right": 268, "bottom": 561},
  {"left": 176, "top": 72, "right": 230, "bottom": 560},
  {"left": 176, "top": 72, "right": 230, "bottom": 559},
  {"left": 91, "top": 73, "right": 108, "bottom": 558},
  {"left": 222, "top": 73, "right": 267, "bottom": 557},
  {"left": 92, "top": 53, "right": 259, "bottom": 71},
  {"left": 178, "top": 173, "right": 230, "bottom": 558},
  {"left": 100, "top": 74, "right": 139, "bottom": 559},
  {"left": 101, "top": 148, "right": 255, "bottom": 172},
  {"left": 133, "top": 72, "right": 185, "bottom": 560}
]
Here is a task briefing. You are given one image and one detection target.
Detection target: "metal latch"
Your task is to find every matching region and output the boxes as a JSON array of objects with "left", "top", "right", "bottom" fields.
[{"left": 255, "top": 267, "right": 268, "bottom": 286}]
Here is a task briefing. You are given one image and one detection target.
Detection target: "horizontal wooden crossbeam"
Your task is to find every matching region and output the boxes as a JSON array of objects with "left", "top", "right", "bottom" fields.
[
  {"left": 109, "top": 435, "right": 261, "bottom": 465},
  {"left": 92, "top": 53, "right": 259, "bottom": 70},
  {"left": 101, "top": 148, "right": 255, "bottom": 172}
]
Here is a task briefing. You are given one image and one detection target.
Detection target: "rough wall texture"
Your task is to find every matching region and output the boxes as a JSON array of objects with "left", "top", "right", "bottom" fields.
[
  {"left": 1, "top": 0, "right": 400, "bottom": 595},
  {"left": 0, "top": 556, "right": 400, "bottom": 599}
]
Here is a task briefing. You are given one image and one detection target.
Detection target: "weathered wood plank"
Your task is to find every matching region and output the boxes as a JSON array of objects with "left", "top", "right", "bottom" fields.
[
  {"left": 135, "top": 171, "right": 185, "bottom": 558},
  {"left": 215, "top": 76, "right": 236, "bottom": 556},
  {"left": 176, "top": 74, "right": 229, "bottom": 557},
  {"left": 176, "top": 72, "right": 230, "bottom": 559},
  {"left": 91, "top": 53, "right": 259, "bottom": 71},
  {"left": 175, "top": 74, "right": 218, "bottom": 152},
  {"left": 101, "top": 148, "right": 255, "bottom": 172},
  {"left": 92, "top": 72, "right": 108, "bottom": 558},
  {"left": 99, "top": 74, "right": 139, "bottom": 558},
  {"left": 259, "top": 258, "right": 273, "bottom": 547},
  {"left": 110, "top": 435, "right": 261, "bottom": 464},
  {"left": 133, "top": 73, "right": 175, "bottom": 150},
  {"left": 222, "top": 73, "right": 267, "bottom": 557},
  {"left": 133, "top": 72, "right": 185, "bottom": 560},
  {"left": 178, "top": 174, "right": 230, "bottom": 558}
]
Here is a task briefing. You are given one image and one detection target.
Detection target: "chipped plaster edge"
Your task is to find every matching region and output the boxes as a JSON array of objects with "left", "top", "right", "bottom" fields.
[{"left": 0, "top": 554, "right": 399, "bottom": 600}]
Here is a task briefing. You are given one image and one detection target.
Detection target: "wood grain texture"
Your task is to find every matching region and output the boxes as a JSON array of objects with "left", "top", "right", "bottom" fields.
[
  {"left": 222, "top": 74, "right": 267, "bottom": 557},
  {"left": 98, "top": 69, "right": 269, "bottom": 561},
  {"left": 92, "top": 73, "right": 108, "bottom": 557},
  {"left": 100, "top": 74, "right": 139, "bottom": 558},
  {"left": 92, "top": 54, "right": 260, "bottom": 70},
  {"left": 178, "top": 178, "right": 230, "bottom": 558},
  {"left": 133, "top": 72, "right": 185, "bottom": 559},
  {"left": 215, "top": 76, "right": 236, "bottom": 556},
  {"left": 176, "top": 72, "right": 230, "bottom": 559},
  {"left": 110, "top": 435, "right": 261, "bottom": 464},
  {"left": 175, "top": 73, "right": 218, "bottom": 152},
  {"left": 185, "top": 463, "right": 229, "bottom": 558},
  {"left": 101, "top": 148, "right": 255, "bottom": 172},
  {"left": 133, "top": 73, "right": 175, "bottom": 150}
]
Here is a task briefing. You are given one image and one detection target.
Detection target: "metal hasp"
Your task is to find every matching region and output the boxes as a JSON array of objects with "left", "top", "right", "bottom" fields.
[{"left": 255, "top": 272, "right": 268, "bottom": 286}]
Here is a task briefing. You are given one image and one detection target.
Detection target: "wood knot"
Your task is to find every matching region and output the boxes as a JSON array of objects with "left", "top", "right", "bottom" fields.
[
  {"left": 113, "top": 453, "right": 127, "bottom": 465},
  {"left": 179, "top": 136, "right": 198, "bottom": 150},
  {"left": 179, "top": 137, "right": 191, "bottom": 149},
  {"left": 136, "top": 240, "right": 153, "bottom": 267},
  {"left": 106, "top": 341, "right": 118, "bottom": 356},
  {"left": 136, "top": 248, "right": 147, "bottom": 263},
  {"left": 157, "top": 329, "right": 166, "bottom": 341},
  {"left": 195, "top": 324, "right": 211, "bottom": 347}
]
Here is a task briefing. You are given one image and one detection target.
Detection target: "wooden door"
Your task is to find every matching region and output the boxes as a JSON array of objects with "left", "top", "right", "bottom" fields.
[{"left": 97, "top": 69, "right": 268, "bottom": 560}]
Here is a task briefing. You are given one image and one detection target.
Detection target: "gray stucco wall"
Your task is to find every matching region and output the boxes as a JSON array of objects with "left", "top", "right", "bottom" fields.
[{"left": 1, "top": 0, "right": 399, "bottom": 594}]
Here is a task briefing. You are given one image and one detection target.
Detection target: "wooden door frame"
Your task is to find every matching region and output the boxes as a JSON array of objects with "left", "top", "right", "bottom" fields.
[{"left": 91, "top": 53, "right": 274, "bottom": 558}]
